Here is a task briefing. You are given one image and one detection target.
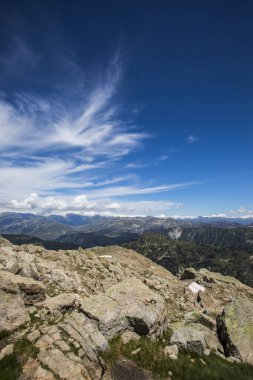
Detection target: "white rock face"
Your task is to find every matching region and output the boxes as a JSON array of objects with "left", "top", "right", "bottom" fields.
[
  {"left": 166, "top": 226, "right": 183, "bottom": 240},
  {"left": 188, "top": 281, "right": 205, "bottom": 294}
]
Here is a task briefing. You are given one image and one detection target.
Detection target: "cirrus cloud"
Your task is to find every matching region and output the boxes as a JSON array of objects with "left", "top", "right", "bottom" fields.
[{"left": 0, "top": 48, "right": 201, "bottom": 216}]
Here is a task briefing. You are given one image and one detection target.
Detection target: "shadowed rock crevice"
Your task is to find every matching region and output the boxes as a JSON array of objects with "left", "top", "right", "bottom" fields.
[{"left": 126, "top": 316, "right": 150, "bottom": 336}]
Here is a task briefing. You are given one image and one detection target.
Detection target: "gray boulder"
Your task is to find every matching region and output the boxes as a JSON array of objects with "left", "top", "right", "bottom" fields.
[{"left": 170, "top": 323, "right": 220, "bottom": 356}]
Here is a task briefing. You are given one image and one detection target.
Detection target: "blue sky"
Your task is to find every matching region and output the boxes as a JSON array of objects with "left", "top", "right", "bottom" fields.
[{"left": 0, "top": 0, "right": 252, "bottom": 217}]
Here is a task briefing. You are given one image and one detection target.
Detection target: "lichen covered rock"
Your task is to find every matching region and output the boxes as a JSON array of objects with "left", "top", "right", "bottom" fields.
[
  {"left": 217, "top": 298, "right": 253, "bottom": 364},
  {"left": 80, "top": 278, "right": 167, "bottom": 339}
]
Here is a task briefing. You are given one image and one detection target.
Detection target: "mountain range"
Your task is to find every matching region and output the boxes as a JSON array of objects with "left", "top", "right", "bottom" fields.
[{"left": 1, "top": 212, "right": 253, "bottom": 241}]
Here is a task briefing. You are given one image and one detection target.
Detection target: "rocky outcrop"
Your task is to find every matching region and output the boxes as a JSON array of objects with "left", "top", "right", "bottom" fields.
[
  {"left": 39, "top": 293, "right": 81, "bottom": 314},
  {"left": 0, "top": 270, "right": 45, "bottom": 304},
  {"left": 0, "top": 270, "right": 45, "bottom": 332},
  {"left": 217, "top": 298, "right": 253, "bottom": 364},
  {"left": 80, "top": 278, "right": 167, "bottom": 339},
  {"left": 0, "top": 237, "right": 252, "bottom": 379}
]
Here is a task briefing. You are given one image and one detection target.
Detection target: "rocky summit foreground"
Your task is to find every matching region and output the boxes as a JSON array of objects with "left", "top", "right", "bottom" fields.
[{"left": 0, "top": 237, "right": 253, "bottom": 379}]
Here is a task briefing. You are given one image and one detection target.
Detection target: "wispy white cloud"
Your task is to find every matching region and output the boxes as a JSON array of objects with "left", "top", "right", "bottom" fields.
[
  {"left": 0, "top": 54, "right": 147, "bottom": 156},
  {"left": 187, "top": 134, "right": 198, "bottom": 144},
  {"left": 125, "top": 154, "right": 170, "bottom": 169},
  {"left": 159, "top": 155, "right": 170, "bottom": 161},
  {"left": 125, "top": 162, "right": 149, "bottom": 169},
  {"left": 0, "top": 158, "right": 141, "bottom": 200},
  {"left": 87, "top": 181, "right": 200, "bottom": 198}
]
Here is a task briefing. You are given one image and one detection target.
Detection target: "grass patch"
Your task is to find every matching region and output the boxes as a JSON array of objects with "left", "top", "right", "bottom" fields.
[
  {"left": 0, "top": 338, "right": 39, "bottom": 380},
  {"left": 0, "top": 331, "right": 11, "bottom": 341},
  {"left": 0, "top": 353, "right": 20, "bottom": 380},
  {"left": 14, "top": 338, "right": 39, "bottom": 359},
  {"left": 99, "top": 330, "right": 253, "bottom": 380}
]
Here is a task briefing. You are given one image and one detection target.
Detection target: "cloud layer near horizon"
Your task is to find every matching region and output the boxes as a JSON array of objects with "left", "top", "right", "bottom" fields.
[
  {"left": 3, "top": 192, "right": 182, "bottom": 217},
  {"left": 2, "top": 192, "right": 252, "bottom": 219}
]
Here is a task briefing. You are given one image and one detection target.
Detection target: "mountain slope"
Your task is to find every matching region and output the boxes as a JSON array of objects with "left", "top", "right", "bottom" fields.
[
  {"left": 125, "top": 233, "right": 253, "bottom": 287},
  {"left": 177, "top": 226, "right": 253, "bottom": 248},
  {"left": 56, "top": 232, "right": 139, "bottom": 248},
  {"left": 0, "top": 213, "right": 72, "bottom": 240},
  {"left": 0, "top": 234, "right": 80, "bottom": 250}
]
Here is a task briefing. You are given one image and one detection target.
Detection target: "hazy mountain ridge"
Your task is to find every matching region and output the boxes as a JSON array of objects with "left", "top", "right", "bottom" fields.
[{"left": 1, "top": 212, "right": 253, "bottom": 241}]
